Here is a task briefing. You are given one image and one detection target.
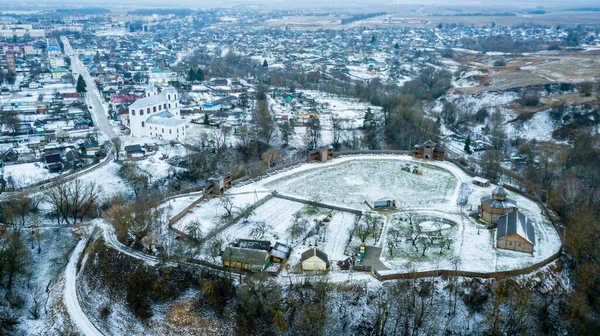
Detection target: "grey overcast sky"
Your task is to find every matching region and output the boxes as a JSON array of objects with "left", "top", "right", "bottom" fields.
[{"left": 4, "top": 0, "right": 600, "bottom": 9}]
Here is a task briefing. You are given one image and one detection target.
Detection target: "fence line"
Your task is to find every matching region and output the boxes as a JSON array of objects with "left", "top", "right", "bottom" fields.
[{"left": 374, "top": 248, "right": 562, "bottom": 281}]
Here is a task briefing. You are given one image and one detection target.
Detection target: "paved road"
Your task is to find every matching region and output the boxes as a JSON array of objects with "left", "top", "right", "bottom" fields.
[
  {"left": 64, "top": 239, "right": 104, "bottom": 336},
  {"left": 61, "top": 36, "right": 118, "bottom": 140}
]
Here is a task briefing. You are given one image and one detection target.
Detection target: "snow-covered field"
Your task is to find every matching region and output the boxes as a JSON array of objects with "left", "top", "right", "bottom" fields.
[
  {"left": 264, "top": 158, "right": 457, "bottom": 210},
  {"left": 218, "top": 198, "right": 306, "bottom": 243},
  {"left": 3, "top": 162, "right": 60, "bottom": 188},
  {"left": 172, "top": 191, "right": 271, "bottom": 236}
]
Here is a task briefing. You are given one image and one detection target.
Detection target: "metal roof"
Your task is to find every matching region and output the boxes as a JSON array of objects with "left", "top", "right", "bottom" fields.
[
  {"left": 129, "top": 93, "right": 166, "bottom": 109},
  {"left": 221, "top": 247, "right": 269, "bottom": 265},
  {"left": 146, "top": 111, "right": 185, "bottom": 127},
  {"left": 481, "top": 196, "right": 517, "bottom": 209},
  {"left": 300, "top": 247, "right": 329, "bottom": 264},
  {"left": 496, "top": 211, "right": 536, "bottom": 245}
]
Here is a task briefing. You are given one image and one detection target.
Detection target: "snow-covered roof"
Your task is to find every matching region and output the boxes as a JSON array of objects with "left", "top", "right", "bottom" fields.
[
  {"left": 129, "top": 93, "right": 166, "bottom": 109},
  {"left": 481, "top": 195, "right": 516, "bottom": 209},
  {"left": 145, "top": 110, "right": 185, "bottom": 127}
]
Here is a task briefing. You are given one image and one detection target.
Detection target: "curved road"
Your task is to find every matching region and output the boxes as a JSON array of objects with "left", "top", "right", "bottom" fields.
[{"left": 64, "top": 239, "right": 104, "bottom": 336}]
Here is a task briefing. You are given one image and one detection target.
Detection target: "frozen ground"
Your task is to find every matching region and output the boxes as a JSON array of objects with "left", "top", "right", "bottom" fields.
[
  {"left": 183, "top": 155, "right": 562, "bottom": 276},
  {"left": 172, "top": 191, "right": 271, "bottom": 236},
  {"left": 218, "top": 198, "right": 306, "bottom": 243},
  {"left": 3, "top": 162, "right": 60, "bottom": 188},
  {"left": 264, "top": 158, "right": 458, "bottom": 210}
]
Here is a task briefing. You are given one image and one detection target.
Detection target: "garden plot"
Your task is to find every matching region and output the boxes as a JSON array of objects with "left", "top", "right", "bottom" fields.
[
  {"left": 320, "top": 212, "right": 357, "bottom": 261},
  {"left": 172, "top": 191, "right": 270, "bottom": 237},
  {"left": 3, "top": 162, "right": 60, "bottom": 188},
  {"left": 218, "top": 198, "right": 306, "bottom": 243},
  {"left": 265, "top": 158, "right": 458, "bottom": 210}
]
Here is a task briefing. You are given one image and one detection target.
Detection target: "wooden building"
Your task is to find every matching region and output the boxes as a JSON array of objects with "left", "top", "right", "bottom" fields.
[
  {"left": 496, "top": 211, "right": 535, "bottom": 253},
  {"left": 480, "top": 185, "right": 517, "bottom": 225},
  {"left": 473, "top": 177, "right": 490, "bottom": 187},
  {"left": 307, "top": 145, "right": 333, "bottom": 163},
  {"left": 221, "top": 246, "right": 270, "bottom": 272},
  {"left": 413, "top": 140, "right": 445, "bottom": 161},
  {"left": 300, "top": 248, "right": 329, "bottom": 271},
  {"left": 366, "top": 191, "right": 397, "bottom": 210}
]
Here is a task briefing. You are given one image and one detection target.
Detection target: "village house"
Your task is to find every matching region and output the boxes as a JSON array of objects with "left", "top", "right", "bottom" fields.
[
  {"left": 221, "top": 246, "right": 270, "bottom": 272},
  {"left": 124, "top": 144, "right": 145, "bottom": 158},
  {"left": 300, "top": 247, "right": 329, "bottom": 271},
  {"left": 495, "top": 211, "right": 535, "bottom": 253},
  {"left": 480, "top": 185, "right": 517, "bottom": 225}
]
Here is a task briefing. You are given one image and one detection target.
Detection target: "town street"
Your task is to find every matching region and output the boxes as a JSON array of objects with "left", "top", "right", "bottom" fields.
[{"left": 61, "top": 36, "right": 118, "bottom": 140}]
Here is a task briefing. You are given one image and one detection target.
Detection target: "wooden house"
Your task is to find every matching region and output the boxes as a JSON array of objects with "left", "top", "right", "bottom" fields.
[
  {"left": 82, "top": 138, "right": 100, "bottom": 157},
  {"left": 124, "top": 144, "right": 145, "bottom": 158},
  {"left": 480, "top": 186, "right": 517, "bottom": 225},
  {"left": 496, "top": 211, "right": 535, "bottom": 253},
  {"left": 300, "top": 248, "right": 329, "bottom": 271},
  {"left": 413, "top": 140, "right": 445, "bottom": 161},
  {"left": 221, "top": 246, "right": 270, "bottom": 272},
  {"left": 307, "top": 145, "right": 333, "bottom": 163}
]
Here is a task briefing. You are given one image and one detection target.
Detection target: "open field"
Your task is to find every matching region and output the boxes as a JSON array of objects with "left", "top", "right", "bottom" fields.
[
  {"left": 454, "top": 51, "right": 600, "bottom": 94},
  {"left": 262, "top": 12, "right": 600, "bottom": 29},
  {"left": 264, "top": 158, "right": 458, "bottom": 210}
]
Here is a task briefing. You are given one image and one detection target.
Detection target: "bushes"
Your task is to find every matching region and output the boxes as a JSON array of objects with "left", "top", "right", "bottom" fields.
[{"left": 493, "top": 59, "right": 506, "bottom": 67}]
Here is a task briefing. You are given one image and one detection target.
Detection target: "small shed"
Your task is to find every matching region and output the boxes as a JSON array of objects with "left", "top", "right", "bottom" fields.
[
  {"left": 496, "top": 211, "right": 535, "bottom": 253},
  {"left": 300, "top": 247, "right": 329, "bottom": 271},
  {"left": 270, "top": 242, "right": 292, "bottom": 263},
  {"left": 473, "top": 176, "right": 490, "bottom": 187},
  {"left": 366, "top": 191, "right": 397, "bottom": 210},
  {"left": 307, "top": 145, "right": 333, "bottom": 163}
]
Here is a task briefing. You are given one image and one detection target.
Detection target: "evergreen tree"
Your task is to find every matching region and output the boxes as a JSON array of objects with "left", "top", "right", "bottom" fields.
[
  {"left": 394, "top": 42, "right": 399, "bottom": 49},
  {"left": 371, "top": 35, "right": 376, "bottom": 44},
  {"left": 203, "top": 112, "right": 210, "bottom": 125},
  {"left": 363, "top": 107, "right": 374, "bottom": 129},
  {"left": 263, "top": 59, "right": 268, "bottom": 68},
  {"left": 195, "top": 68, "right": 204, "bottom": 81},
  {"left": 464, "top": 135, "right": 472, "bottom": 154},
  {"left": 187, "top": 68, "right": 196, "bottom": 82},
  {"left": 76, "top": 75, "right": 87, "bottom": 95}
]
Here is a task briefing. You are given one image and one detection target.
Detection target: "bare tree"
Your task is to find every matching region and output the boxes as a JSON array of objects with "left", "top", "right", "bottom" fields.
[
  {"left": 112, "top": 138, "right": 122, "bottom": 161},
  {"left": 219, "top": 195, "right": 235, "bottom": 218},
  {"left": 250, "top": 221, "right": 273, "bottom": 239}
]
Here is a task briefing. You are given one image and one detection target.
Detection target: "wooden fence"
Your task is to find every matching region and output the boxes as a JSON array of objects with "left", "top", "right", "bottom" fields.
[{"left": 374, "top": 248, "right": 562, "bottom": 281}]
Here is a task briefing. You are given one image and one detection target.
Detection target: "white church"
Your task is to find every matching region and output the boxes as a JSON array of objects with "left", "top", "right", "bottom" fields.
[{"left": 126, "top": 85, "right": 187, "bottom": 141}]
